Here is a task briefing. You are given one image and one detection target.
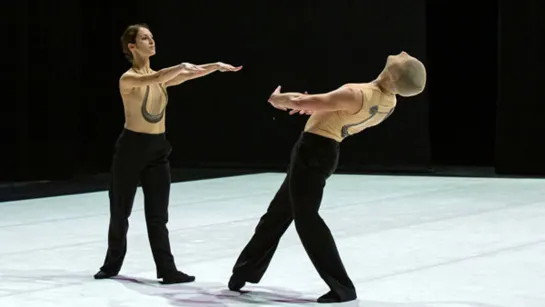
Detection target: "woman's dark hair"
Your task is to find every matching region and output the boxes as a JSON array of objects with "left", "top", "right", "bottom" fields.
[{"left": 120, "top": 23, "right": 149, "bottom": 63}]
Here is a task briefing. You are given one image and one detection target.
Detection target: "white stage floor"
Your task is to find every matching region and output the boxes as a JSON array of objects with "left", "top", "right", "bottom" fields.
[{"left": 1, "top": 173, "right": 545, "bottom": 307}]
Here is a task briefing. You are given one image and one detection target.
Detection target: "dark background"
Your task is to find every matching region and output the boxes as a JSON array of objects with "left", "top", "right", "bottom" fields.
[{"left": 3, "top": 0, "right": 544, "bottom": 199}]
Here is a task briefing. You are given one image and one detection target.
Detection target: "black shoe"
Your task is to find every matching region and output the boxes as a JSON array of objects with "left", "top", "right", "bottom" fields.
[
  {"left": 159, "top": 271, "right": 195, "bottom": 284},
  {"left": 317, "top": 291, "right": 357, "bottom": 303},
  {"left": 93, "top": 270, "right": 117, "bottom": 279},
  {"left": 228, "top": 274, "right": 246, "bottom": 292}
]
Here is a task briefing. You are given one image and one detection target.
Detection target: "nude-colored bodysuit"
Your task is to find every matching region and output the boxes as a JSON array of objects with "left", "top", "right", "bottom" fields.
[
  {"left": 121, "top": 70, "right": 169, "bottom": 134},
  {"left": 304, "top": 83, "right": 397, "bottom": 142}
]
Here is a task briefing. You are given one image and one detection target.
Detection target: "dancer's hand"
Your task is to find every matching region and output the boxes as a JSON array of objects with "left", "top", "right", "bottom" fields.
[
  {"left": 289, "top": 109, "right": 314, "bottom": 116},
  {"left": 268, "top": 86, "right": 303, "bottom": 106},
  {"left": 288, "top": 91, "right": 313, "bottom": 115},
  {"left": 269, "top": 102, "right": 288, "bottom": 111},
  {"left": 268, "top": 87, "right": 312, "bottom": 114},
  {"left": 217, "top": 62, "right": 243, "bottom": 72},
  {"left": 181, "top": 62, "right": 205, "bottom": 72},
  {"left": 268, "top": 86, "right": 294, "bottom": 110}
]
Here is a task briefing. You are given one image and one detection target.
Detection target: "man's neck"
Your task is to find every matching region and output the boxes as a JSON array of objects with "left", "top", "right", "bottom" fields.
[{"left": 373, "top": 75, "right": 395, "bottom": 95}]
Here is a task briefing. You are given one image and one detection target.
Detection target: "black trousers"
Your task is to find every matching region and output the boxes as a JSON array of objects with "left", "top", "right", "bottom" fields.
[
  {"left": 100, "top": 129, "right": 177, "bottom": 276},
  {"left": 232, "top": 132, "right": 356, "bottom": 299}
]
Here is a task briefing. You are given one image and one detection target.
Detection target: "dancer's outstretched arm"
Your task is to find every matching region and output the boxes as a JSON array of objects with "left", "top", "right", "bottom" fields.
[
  {"left": 165, "top": 62, "right": 242, "bottom": 87},
  {"left": 268, "top": 85, "right": 362, "bottom": 114}
]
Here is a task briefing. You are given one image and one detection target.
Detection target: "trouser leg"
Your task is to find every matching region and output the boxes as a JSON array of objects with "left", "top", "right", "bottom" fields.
[
  {"left": 289, "top": 139, "right": 356, "bottom": 302},
  {"left": 140, "top": 148, "right": 177, "bottom": 277},
  {"left": 232, "top": 175, "right": 294, "bottom": 283},
  {"left": 100, "top": 143, "right": 141, "bottom": 274}
]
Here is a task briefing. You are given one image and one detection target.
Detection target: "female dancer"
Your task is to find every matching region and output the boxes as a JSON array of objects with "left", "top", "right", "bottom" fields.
[{"left": 94, "top": 23, "right": 241, "bottom": 284}]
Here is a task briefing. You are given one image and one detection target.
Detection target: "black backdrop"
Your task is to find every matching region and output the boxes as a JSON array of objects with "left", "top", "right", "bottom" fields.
[
  {"left": 496, "top": 0, "right": 545, "bottom": 175},
  {"left": 6, "top": 0, "right": 429, "bottom": 182},
  {"left": 4, "top": 0, "right": 545, "bottom": 183},
  {"left": 426, "top": 1, "right": 497, "bottom": 168}
]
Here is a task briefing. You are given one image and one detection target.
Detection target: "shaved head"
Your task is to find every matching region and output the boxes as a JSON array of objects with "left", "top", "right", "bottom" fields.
[{"left": 391, "top": 57, "right": 427, "bottom": 97}]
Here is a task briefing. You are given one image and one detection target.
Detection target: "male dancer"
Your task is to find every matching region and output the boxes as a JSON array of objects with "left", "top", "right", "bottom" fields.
[
  {"left": 94, "top": 23, "right": 241, "bottom": 284},
  {"left": 228, "top": 51, "right": 426, "bottom": 303}
]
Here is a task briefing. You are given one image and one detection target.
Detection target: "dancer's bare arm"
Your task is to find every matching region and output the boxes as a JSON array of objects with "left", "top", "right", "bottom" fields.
[
  {"left": 165, "top": 62, "right": 242, "bottom": 87},
  {"left": 268, "top": 86, "right": 362, "bottom": 114},
  {"left": 119, "top": 63, "right": 204, "bottom": 92}
]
